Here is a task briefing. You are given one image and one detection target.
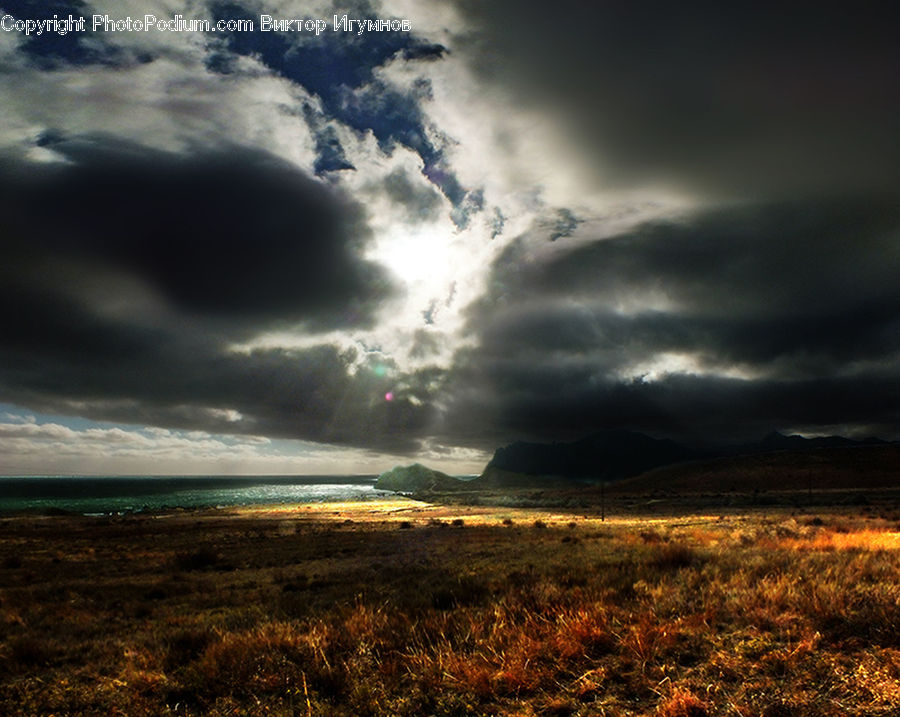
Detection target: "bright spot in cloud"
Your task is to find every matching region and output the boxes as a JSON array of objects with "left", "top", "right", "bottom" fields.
[
  {"left": 621, "top": 352, "right": 757, "bottom": 383},
  {"left": 372, "top": 222, "right": 458, "bottom": 290}
]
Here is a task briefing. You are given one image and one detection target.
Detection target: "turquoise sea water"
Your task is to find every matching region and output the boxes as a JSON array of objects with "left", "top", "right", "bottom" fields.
[{"left": 0, "top": 475, "right": 390, "bottom": 515}]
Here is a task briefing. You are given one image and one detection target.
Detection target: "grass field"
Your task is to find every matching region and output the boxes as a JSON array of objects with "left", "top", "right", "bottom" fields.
[{"left": 2, "top": 495, "right": 900, "bottom": 715}]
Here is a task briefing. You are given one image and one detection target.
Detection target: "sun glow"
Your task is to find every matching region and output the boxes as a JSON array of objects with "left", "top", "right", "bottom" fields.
[
  {"left": 372, "top": 222, "right": 459, "bottom": 290},
  {"left": 365, "top": 219, "right": 492, "bottom": 352}
]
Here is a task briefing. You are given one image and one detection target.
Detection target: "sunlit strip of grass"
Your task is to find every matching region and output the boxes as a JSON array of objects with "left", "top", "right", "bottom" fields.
[{"left": 784, "top": 530, "right": 900, "bottom": 551}]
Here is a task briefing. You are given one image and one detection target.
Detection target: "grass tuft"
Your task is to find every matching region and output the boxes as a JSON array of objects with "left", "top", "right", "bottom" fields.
[{"left": 656, "top": 688, "right": 710, "bottom": 717}]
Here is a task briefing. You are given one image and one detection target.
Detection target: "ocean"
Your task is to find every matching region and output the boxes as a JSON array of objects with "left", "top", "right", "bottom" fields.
[{"left": 0, "top": 475, "right": 391, "bottom": 515}]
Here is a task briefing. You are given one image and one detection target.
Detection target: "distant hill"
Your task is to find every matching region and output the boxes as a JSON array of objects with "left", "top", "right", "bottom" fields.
[
  {"left": 471, "top": 429, "right": 896, "bottom": 491},
  {"left": 609, "top": 444, "right": 900, "bottom": 494},
  {"left": 724, "top": 430, "right": 888, "bottom": 456},
  {"left": 378, "top": 432, "right": 898, "bottom": 495},
  {"left": 472, "top": 429, "right": 696, "bottom": 488},
  {"left": 375, "top": 464, "right": 466, "bottom": 493}
]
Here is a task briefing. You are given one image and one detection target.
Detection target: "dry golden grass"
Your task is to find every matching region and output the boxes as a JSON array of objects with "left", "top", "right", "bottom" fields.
[{"left": 1, "top": 498, "right": 900, "bottom": 715}]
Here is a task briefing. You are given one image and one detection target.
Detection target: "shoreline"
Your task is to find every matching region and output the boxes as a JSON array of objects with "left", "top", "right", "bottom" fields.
[{"left": 4, "top": 484, "right": 900, "bottom": 527}]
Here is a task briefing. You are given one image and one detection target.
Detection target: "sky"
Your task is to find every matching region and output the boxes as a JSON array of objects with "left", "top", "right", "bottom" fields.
[{"left": 1, "top": 1, "right": 900, "bottom": 475}]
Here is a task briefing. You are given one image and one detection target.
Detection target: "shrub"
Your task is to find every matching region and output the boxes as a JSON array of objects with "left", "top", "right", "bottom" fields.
[
  {"left": 165, "top": 627, "right": 216, "bottom": 670},
  {"left": 430, "top": 576, "right": 489, "bottom": 610},
  {"left": 174, "top": 548, "right": 219, "bottom": 571},
  {"left": 650, "top": 543, "right": 696, "bottom": 570},
  {"left": 5, "top": 635, "right": 53, "bottom": 672}
]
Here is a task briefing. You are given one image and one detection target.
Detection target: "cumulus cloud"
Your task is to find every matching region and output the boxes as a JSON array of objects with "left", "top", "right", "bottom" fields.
[{"left": 0, "top": 413, "right": 430, "bottom": 475}]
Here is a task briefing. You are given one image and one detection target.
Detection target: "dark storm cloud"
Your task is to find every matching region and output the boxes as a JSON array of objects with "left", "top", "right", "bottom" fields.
[
  {"left": 453, "top": 0, "right": 900, "bottom": 198},
  {"left": 488, "top": 199, "right": 900, "bottom": 341},
  {"left": 0, "top": 135, "right": 443, "bottom": 452},
  {"left": 0, "top": 307, "right": 439, "bottom": 452},
  {"left": 1, "top": 134, "right": 391, "bottom": 328},
  {"left": 440, "top": 200, "right": 900, "bottom": 446},
  {"left": 444, "top": 357, "right": 900, "bottom": 448},
  {"left": 444, "top": 0, "right": 900, "bottom": 448}
]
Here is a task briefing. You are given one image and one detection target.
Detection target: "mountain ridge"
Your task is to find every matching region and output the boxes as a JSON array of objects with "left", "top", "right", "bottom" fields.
[{"left": 474, "top": 429, "right": 895, "bottom": 488}]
